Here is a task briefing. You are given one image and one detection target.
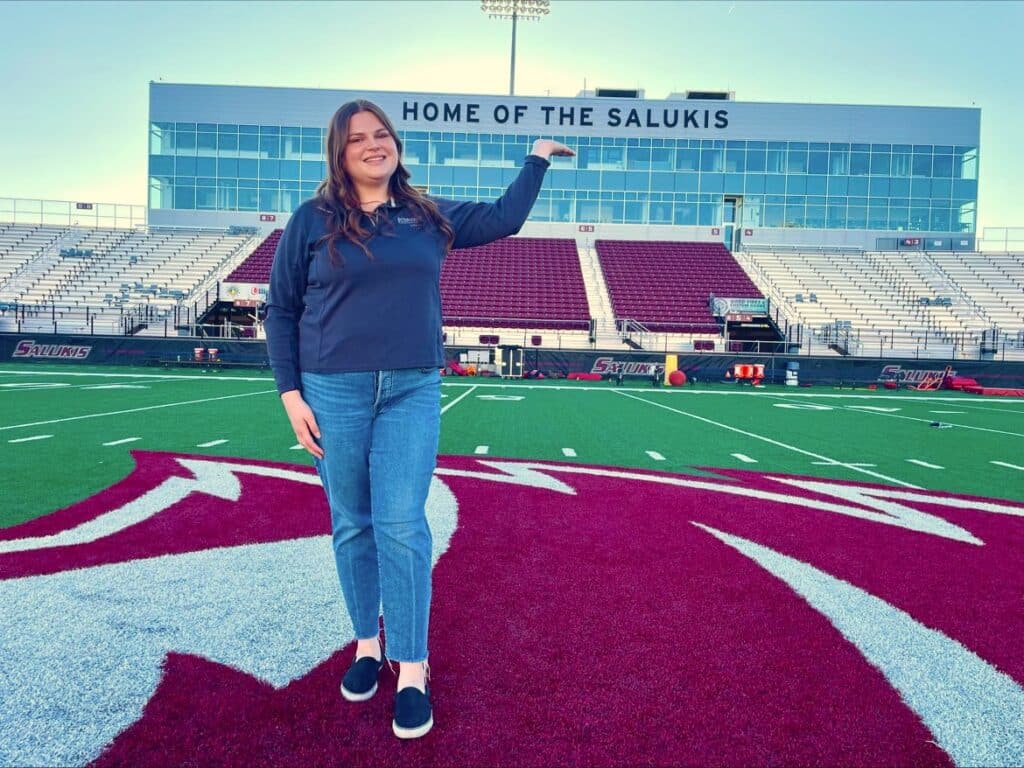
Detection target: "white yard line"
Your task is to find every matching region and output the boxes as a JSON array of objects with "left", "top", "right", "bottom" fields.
[
  {"left": 837, "top": 406, "right": 1024, "bottom": 438},
  {"left": 907, "top": 459, "right": 944, "bottom": 469},
  {"left": 645, "top": 450, "right": 666, "bottom": 461},
  {"left": 731, "top": 453, "right": 758, "bottom": 463},
  {"left": 0, "top": 389, "right": 277, "bottom": 432},
  {"left": 991, "top": 461, "right": 1024, "bottom": 471},
  {"left": 440, "top": 385, "right": 477, "bottom": 414},
  {"left": 474, "top": 445, "right": 490, "bottom": 455},
  {"left": 813, "top": 461, "right": 876, "bottom": 467},
  {"left": 562, "top": 447, "right": 577, "bottom": 457},
  {"left": 102, "top": 437, "right": 141, "bottom": 447},
  {"left": 196, "top": 439, "right": 228, "bottom": 447},
  {"left": 613, "top": 390, "right": 919, "bottom": 489},
  {"left": 8, "top": 434, "right": 53, "bottom": 443}
]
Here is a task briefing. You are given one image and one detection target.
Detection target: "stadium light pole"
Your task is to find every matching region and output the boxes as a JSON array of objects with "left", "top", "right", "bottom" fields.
[{"left": 480, "top": 0, "right": 550, "bottom": 96}]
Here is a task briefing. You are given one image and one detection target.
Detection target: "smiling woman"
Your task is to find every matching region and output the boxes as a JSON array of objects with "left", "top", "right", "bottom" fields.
[{"left": 263, "top": 97, "right": 573, "bottom": 741}]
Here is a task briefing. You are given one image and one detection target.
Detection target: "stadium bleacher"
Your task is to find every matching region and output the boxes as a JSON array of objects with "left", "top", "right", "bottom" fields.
[{"left": 595, "top": 240, "right": 762, "bottom": 334}]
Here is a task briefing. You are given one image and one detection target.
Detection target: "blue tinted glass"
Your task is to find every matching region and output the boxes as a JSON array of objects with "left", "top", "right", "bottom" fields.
[
  {"left": 827, "top": 204, "right": 846, "bottom": 228},
  {"left": 766, "top": 149, "right": 785, "bottom": 174},
  {"left": 763, "top": 205, "right": 784, "bottom": 227},
  {"left": 173, "top": 185, "right": 196, "bottom": 210},
  {"left": 700, "top": 173, "right": 724, "bottom": 192},
  {"left": 745, "top": 175, "right": 765, "bottom": 194},
  {"left": 787, "top": 148, "right": 807, "bottom": 173},
  {"left": 725, "top": 149, "right": 745, "bottom": 172},
  {"left": 890, "top": 178, "right": 910, "bottom": 197},
  {"left": 930, "top": 208, "right": 951, "bottom": 231},
  {"left": 676, "top": 148, "right": 699, "bottom": 171},
  {"left": 301, "top": 137, "right": 321, "bottom": 155},
  {"left": 931, "top": 178, "right": 952, "bottom": 198},
  {"left": 698, "top": 202, "right": 720, "bottom": 225},
  {"left": 724, "top": 174, "right": 744, "bottom": 193},
  {"left": 453, "top": 166, "right": 476, "bottom": 185},
  {"left": 259, "top": 159, "right": 280, "bottom": 179},
  {"left": 238, "top": 178, "right": 257, "bottom": 189},
  {"left": 746, "top": 150, "right": 766, "bottom": 172},
  {"left": 674, "top": 173, "right": 698, "bottom": 193},
  {"left": 430, "top": 166, "right": 454, "bottom": 186},
  {"left": 217, "top": 133, "right": 238, "bottom": 153},
  {"left": 953, "top": 178, "right": 978, "bottom": 199},
  {"left": 300, "top": 161, "right": 325, "bottom": 182},
  {"left": 765, "top": 175, "right": 786, "bottom": 193},
  {"left": 673, "top": 202, "right": 697, "bottom": 225},
  {"left": 806, "top": 205, "right": 826, "bottom": 228},
  {"left": 828, "top": 176, "right": 849, "bottom": 195},
  {"left": 932, "top": 155, "right": 954, "bottom": 178},
  {"left": 849, "top": 153, "right": 869, "bottom": 175},
  {"left": 851, "top": 143, "right": 869, "bottom": 152},
  {"left": 870, "top": 153, "right": 890, "bottom": 175},
  {"left": 651, "top": 148, "right": 672, "bottom": 170},
  {"left": 869, "top": 177, "right": 889, "bottom": 197},
  {"left": 176, "top": 132, "right": 196, "bottom": 153},
  {"left": 149, "top": 155, "right": 174, "bottom": 175},
  {"left": 651, "top": 172, "right": 673, "bottom": 191},
  {"left": 786, "top": 175, "right": 807, "bottom": 194},
  {"left": 603, "top": 171, "right": 626, "bottom": 190},
  {"left": 625, "top": 172, "right": 648, "bottom": 192},
  {"left": 806, "top": 175, "right": 827, "bottom": 195},
  {"left": 911, "top": 178, "right": 932, "bottom": 197},
  {"left": 577, "top": 169, "right": 600, "bottom": 189},
  {"left": 700, "top": 148, "right": 723, "bottom": 172},
  {"left": 281, "top": 126, "right": 301, "bottom": 137},
  {"left": 194, "top": 157, "right": 214, "bottom": 176},
  {"left": 260, "top": 134, "right": 280, "bottom": 158},
  {"left": 477, "top": 167, "right": 501, "bottom": 187},
  {"left": 279, "top": 160, "right": 299, "bottom": 180},
  {"left": 624, "top": 201, "right": 645, "bottom": 223},
  {"left": 868, "top": 204, "right": 888, "bottom": 229},
  {"left": 784, "top": 203, "right": 805, "bottom": 227},
  {"left": 847, "top": 206, "right": 867, "bottom": 228},
  {"left": 910, "top": 206, "right": 929, "bottom": 230},
  {"left": 808, "top": 152, "right": 828, "bottom": 174},
  {"left": 197, "top": 133, "right": 217, "bottom": 152},
  {"left": 912, "top": 155, "right": 932, "bottom": 176},
  {"left": 239, "top": 134, "right": 259, "bottom": 153},
  {"left": 175, "top": 156, "right": 196, "bottom": 175},
  {"left": 889, "top": 206, "right": 909, "bottom": 229},
  {"left": 238, "top": 159, "right": 258, "bottom": 178},
  {"left": 300, "top": 127, "right": 320, "bottom": 138},
  {"left": 747, "top": 141, "right": 766, "bottom": 150},
  {"left": 892, "top": 144, "right": 912, "bottom": 153},
  {"left": 848, "top": 177, "right": 869, "bottom": 196}
]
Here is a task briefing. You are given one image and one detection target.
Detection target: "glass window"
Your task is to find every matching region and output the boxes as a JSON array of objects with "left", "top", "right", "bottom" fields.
[
  {"left": 700, "top": 173, "right": 724, "bottom": 193},
  {"left": 742, "top": 197, "right": 762, "bottom": 226},
  {"left": 602, "top": 170, "right": 625, "bottom": 190},
  {"left": 625, "top": 172, "right": 649, "bottom": 192},
  {"left": 746, "top": 149, "right": 766, "bottom": 172},
  {"left": 259, "top": 134, "right": 280, "bottom": 159},
  {"left": 259, "top": 159, "right": 280, "bottom": 179},
  {"left": 847, "top": 206, "right": 867, "bottom": 229},
  {"left": 958, "top": 148, "right": 978, "bottom": 180},
  {"left": 197, "top": 133, "right": 217, "bottom": 154},
  {"left": 627, "top": 147, "right": 650, "bottom": 171},
  {"left": 849, "top": 152, "right": 869, "bottom": 175},
  {"left": 279, "top": 160, "right": 299, "bottom": 180},
  {"left": 453, "top": 166, "right": 477, "bottom": 186},
  {"left": 890, "top": 178, "right": 910, "bottom": 197},
  {"left": 601, "top": 146, "right": 625, "bottom": 168},
  {"left": 648, "top": 202, "right": 672, "bottom": 223},
  {"left": 175, "top": 156, "right": 196, "bottom": 176},
  {"left": 763, "top": 204, "right": 784, "bottom": 227},
  {"left": 786, "top": 175, "right": 807, "bottom": 195},
  {"left": 745, "top": 175, "right": 765, "bottom": 194},
  {"left": 651, "top": 172, "right": 673, "bottom": 192},
  {"left": 868, "top": 204, "right": 888, "bottom": 229},
  {"left": 787, "top": 147, "right": 807, "bottom": 173},
  {"left": 829, "top": 148, "right": 849, "bottom": 175},
  {"left": 766, "top": 148, "right": 785, "bottom": 174},
  {"left": 909, "top": 206, "right": 929, "bottom": 230},
  {"left": 239, "top": 134, "right": 259, "bottom": 155},
  {"left": 549, "top": 198, "right": 571, "bottom": 222},
  {"left": 479, "top": 141, "right": 502, "bottom": 164},
  {"left": 931, "top": 178, "right": 952, "bottom": 199},
  {"left": 784, "top": 202, "right": 805, "bottom": 227},
  {"left": 175, "top": 131, "right": 196, "bottom": 153},
  {"left": 675, "top": 147, "right": 699, "bottom": 171},
  {"left": 806, "top": 175, "right": 827, "bottom": 196},
  {"left": 958, "top": 201, "right": 976, "bottom": 232},
  {"left": 301, "top": 136, "right": 322, "bottom": 157},
  {"left": 237, "top": 188, "right": 258, "bottom": 211},
  {"left": 454, "top": 141, "right": 478, "bottom": 163},
  {"left": 953, "top": 178, "right": 978, "bottom": 199},
  {"left": 698, "top": 202, "right": 721, "bottom": 225},
  {"left": 870, "top": 153, "right": 890, "bottom": 175},
  {"left": 149, "top": 155, "right": 174, "bottom": 175},
  {"left": 237, "top": 158, "right": 258, "bottom": 179},
  {"left": 173, "top": 184, "right": 196, "bottom": 210},
  {"left": 932, "top": 155, "right": 953, "bottom": 178},
  {"left": 650, "top": 148, "right": 672, "bottom": 170},
  {"left": 724, "top": 149, "right": 745, "bottom": 173},
  {"left": 217, "top": 184, "right": 237, "bottom": 211},
  {"left": 765, "top": 174, "right": 786, "bottom": 194},
  {"left": 258, "top": 188, "right": 279, "bottom": 212},
  {"left": 869, "top": 177, "right": 889, "bottom": 197},
  {"left": 930, "top": 207, "right": 951, "bottom": 231},
  {"left": 808, "top": 151, "right": 828, "bottom": 175},
  {"left": 806, "top": 205, "right": 826, "bottom": 228},
  {"left": 195, "top": 157, "right": 215, "bottom": 177},
  {"left": 700, "top": 147, "right": 722, "bottom": 172},
  {"left": 673, "top": 202, "right": 698, "bottom": 225},
  {"left": 827, "top": 176, "right": 849, "bottom": 196},
  {"left": 891, "top": 152, "right": 911, "bottom": 177},
  {"left": 912, "top": 154, "right": 932, "bottom": 176},
  {"left": 911, "top": 177, "right": 932, "bottom": 197},
  {"left": 217, "top": 132, "right": 238, "bottom": 153},
  {"left": 826, "top": 204, "right": 846, "bottom": 228},
  {"left": 724, "top": 173, "right": 744, "bottom": 194},
  {"left": 674, "top": 173, "right": 698, "bottom": 193},
  {"left": 889, "top": 206, "right": 909, "bottom": 230},
  {"left": 848, "top": 177, "right": 868, "bottom": 196},
  {"left": 300, "top": 161, "right": 325, "bottom": 182}
]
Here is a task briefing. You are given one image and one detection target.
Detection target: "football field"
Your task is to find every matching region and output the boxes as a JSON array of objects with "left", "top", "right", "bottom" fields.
[{"left": 1, "top": 363, "right": 1023, "bottom": 767}]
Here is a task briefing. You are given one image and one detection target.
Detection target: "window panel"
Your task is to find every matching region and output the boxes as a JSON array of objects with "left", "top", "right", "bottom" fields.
[
  {"left": 786, "top": 147, "right": 807, "bottom": 173},
  {"left": 700, "top": 148, "right": 723, "bottom": 172},
  {"left": 847, "top": 206, "right": 867, "bottom": 229},
  {"left": 849, "top": 152, "right": 869, "bottom": 175},
  {"left": 808, "top": 151, "right": 828, "bottom": 175},
  {"left": 806, "top": 205, "right": 826, "bottom": 228},
  {"left": 868, "top": 204, "right": 888, "bottom": 229},
  {"left": 912, "top": 154, "right": 932, "bottom": 176}
]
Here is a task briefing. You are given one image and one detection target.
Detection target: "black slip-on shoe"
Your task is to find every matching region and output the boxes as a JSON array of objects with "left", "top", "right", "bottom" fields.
[
  {"left": 340, "top": 654, "right": 384, "bottom": 702},
  {"left": 392, "top": 684, "right": 433, "bottom": 739}
]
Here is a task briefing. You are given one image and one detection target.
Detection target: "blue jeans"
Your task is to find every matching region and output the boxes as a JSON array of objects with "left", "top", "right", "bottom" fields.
[{"left": 301, "top": 367, "right": 441, "bottom": 662}]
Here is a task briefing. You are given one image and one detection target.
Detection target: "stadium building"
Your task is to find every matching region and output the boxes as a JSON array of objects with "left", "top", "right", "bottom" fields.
[{"left": 148, "top": 82, "right": 980, "bottom": 251}]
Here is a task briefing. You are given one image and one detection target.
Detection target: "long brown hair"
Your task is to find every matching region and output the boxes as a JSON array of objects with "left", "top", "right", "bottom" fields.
[{"left": 315, "top": 99, "right": 454, "bottom": 264}]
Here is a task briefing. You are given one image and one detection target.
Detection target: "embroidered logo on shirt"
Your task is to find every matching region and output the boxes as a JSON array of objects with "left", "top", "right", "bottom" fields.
[{"left": 396, "top": 216, "right": 422, "bottom": 228}]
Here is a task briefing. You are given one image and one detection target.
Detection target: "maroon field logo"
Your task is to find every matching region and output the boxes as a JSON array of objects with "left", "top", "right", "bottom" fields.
[
  {"left": 1, "top": 451, "right": 1022, "bottom": 767},
  {"left": 12, "top": 339, "right": 92, "bottom": 359}
]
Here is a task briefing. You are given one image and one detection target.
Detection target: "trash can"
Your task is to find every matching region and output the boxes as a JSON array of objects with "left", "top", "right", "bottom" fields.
[{"left": 785, "top": 361, "right": 799, "bottom": 386}]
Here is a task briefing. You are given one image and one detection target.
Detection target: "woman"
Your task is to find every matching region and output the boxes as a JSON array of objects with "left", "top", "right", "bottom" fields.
[{"left": 264, "top": 99, "right": 572, "bottom": 740}]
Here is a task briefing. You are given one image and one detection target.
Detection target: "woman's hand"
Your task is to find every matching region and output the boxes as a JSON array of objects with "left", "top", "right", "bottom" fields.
[
  {"left": 530, "top": 139, "right": 575, "bottom": 160},
  {"left": 281, "top": 390, "right": 324, "bottom": 459}
]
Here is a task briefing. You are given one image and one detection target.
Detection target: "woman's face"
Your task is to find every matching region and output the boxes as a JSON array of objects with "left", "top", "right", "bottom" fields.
[{"left": 342, "top": 110, "right": 399, "bottom": 192}]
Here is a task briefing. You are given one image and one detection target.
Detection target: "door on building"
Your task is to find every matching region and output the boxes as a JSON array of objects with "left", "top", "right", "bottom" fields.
[{"left": 723, "top": 196, "right": 743, "bottom": 251}]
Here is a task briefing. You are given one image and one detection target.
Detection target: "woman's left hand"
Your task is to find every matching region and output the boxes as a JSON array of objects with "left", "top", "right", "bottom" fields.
[{"left": 531, "top": 139, "right": 575, "bottom": 160}]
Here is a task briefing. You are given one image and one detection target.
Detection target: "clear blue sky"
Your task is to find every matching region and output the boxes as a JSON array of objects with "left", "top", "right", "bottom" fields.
[{"left": 1, "top": 0, "right": 1021, "bottom": 230}]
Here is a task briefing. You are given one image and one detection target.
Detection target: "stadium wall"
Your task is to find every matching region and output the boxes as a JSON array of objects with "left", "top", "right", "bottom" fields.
[{"left": 5, "top": 334, "right": 1023, "bottom": 387}]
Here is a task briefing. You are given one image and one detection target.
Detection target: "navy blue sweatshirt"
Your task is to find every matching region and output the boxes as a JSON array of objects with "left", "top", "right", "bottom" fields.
[{"left": 265, "top": 155, "right": 550, "bottom": 394}]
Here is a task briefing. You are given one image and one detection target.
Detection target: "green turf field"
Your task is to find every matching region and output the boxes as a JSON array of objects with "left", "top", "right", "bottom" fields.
[{"left": 2, "top": 362, "right": 1023, "bottom": 527}]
